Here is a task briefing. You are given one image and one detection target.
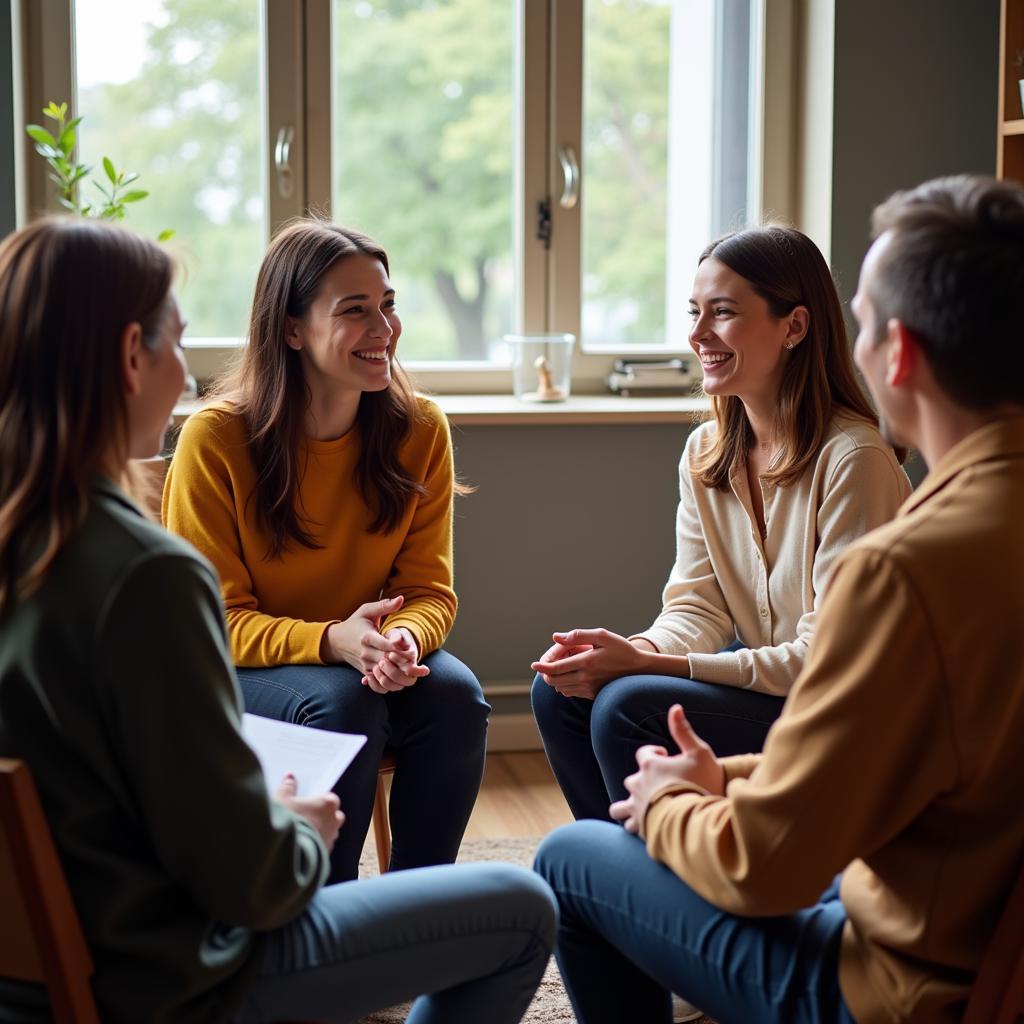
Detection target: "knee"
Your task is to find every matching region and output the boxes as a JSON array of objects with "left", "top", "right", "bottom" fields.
[
  {"left": 531, "top": 672, "right": 559, "bottom": 727},
  {"left": 482, "top": 863, "right": 559, "bottom": 952},
  {"left": 590, "top": 677, "right": 645, "bottom": 747},
  {"left": 533, "top": 819, "right": 620, "bottom": 893},
  {"left": 420, "top": 651, "right": 490, "bottom": 728}
]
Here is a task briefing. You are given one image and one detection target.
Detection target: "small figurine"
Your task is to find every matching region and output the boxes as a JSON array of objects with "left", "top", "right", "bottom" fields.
[{"left": 523, "top": 354, "right": 567, "bottom": 402}]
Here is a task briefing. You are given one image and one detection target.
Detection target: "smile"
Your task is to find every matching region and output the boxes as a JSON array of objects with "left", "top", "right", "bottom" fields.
[
  {"left": 699, "top": 352, "right": 734, "bottom": 368},
  {"left": 353, "top": 349, "right": 389, "bottom": 362}
]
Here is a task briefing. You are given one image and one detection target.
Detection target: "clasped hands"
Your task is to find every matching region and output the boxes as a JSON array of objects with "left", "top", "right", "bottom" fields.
[
  {"left": 610, "top": 704, "right": 726, "bottom": 835},
  {"left": 323, "top": 595, "right": 429, "bottom": 694},
  {"left": 531, "top": 627, "right": 662, "bottom": 699}
]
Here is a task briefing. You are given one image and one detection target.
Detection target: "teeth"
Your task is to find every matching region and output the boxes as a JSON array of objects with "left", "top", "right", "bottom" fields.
[
  {"left": 700, "top": 352, "right": 732, "bottom": 364},
  {"left": 354, "top": 350, "right": 388, "bottom": 361}
]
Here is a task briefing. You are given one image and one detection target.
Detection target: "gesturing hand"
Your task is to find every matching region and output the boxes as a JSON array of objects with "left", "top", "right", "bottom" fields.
[
  {"left": 322, "top": 595, "right": 410, "bottom": 676},
  {"left": 609, "top": 704, "right": 725, "bottom": 835},
  {"left": 274, "top": 773, "right": 345, "bottom": 851},
  {"left": 361, "top": 626, "right": 430, "bottom": 694},
  {"left": 531, "top": 628, "right": 652, "bottom": 700}
]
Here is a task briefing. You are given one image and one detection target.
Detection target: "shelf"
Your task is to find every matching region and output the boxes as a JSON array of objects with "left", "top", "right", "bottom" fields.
[
  {"left": 1002, "top": 118, "right": 1024, "bottom": 135},
  {"left": 173, "top": 393, "right": 710, "bottom": 429}
]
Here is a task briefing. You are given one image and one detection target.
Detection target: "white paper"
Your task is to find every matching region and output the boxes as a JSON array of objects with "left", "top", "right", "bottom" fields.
[{"left": 241, "top": 713, "right": 367, "bottom": 797}]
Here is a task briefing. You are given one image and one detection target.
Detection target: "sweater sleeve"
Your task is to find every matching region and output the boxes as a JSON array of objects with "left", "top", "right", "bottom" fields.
[
  {"left": 642, "top": 545, "right": 952, "bottom": 916},
  {"left": 163, "top": 412, "right": 332, "bottom": 666},
  {"left": 94, "top": 550, "right": 327, "bottom": 929},
  {"left": 380, "top": 404, "right": 458, "bottom": 655},
  {"left": 630, "top": 448, "right": 736, "bottom": 657},
  {"left": 685, "top": 444, "right": 911, "bottom": 695}
]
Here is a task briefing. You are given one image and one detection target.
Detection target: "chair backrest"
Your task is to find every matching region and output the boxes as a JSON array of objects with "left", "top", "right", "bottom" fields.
[
  {"left": 962, "top": 855, "right": 1024, "bottom": 1024},
  {"left": 0, "top": 759, "right": 100, "bottom": 1024}
]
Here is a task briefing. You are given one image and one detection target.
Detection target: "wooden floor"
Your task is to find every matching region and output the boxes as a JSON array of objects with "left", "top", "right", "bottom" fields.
[
  {"left": 376, "top": 751, "right": 571, "bottom": 843},
  {"left": 464, "top": 751, "right": 573, "bottom": 840}
]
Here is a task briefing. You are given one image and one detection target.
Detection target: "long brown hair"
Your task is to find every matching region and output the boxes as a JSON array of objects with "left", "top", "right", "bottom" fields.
[
  {"left": 211, "top": 219, "right": 425, "bottom": 557},
  {"left": 692, "top": 225, "right": 879, "bottom": 490},
  {"left": 0, "top": 218, "right": 172, "bottom": 610}
]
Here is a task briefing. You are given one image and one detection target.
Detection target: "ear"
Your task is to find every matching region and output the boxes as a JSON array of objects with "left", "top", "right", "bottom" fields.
[
  {"left": 284, "top": 316, "right": 304, "bottom": 352},
  {"left": 885, "top": 319, "right": 918, "bottom": 387},
  {"left": 120, "top": 321, "right": 145, "bottom": 396},
  {"left": 784, "top": 305, "right": 810, "bottom": 348}
]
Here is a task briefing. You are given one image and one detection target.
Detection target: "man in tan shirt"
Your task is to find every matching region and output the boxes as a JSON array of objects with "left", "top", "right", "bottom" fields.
[{"left": 534, "top": 174, "right": 1024, "bottom": 1024}]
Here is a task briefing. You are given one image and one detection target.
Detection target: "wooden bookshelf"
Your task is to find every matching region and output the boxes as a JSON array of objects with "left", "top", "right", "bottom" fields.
[{"left": 998, "top": 0, "right": 1024, "bottom": 181}]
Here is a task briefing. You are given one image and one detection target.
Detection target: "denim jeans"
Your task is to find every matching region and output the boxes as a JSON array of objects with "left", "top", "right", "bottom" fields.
[
  {"left": 235, "top": 862, "right": 558, "bottom": 1024},
  {"left": 237, "top": 650, "right": 489, "bottom": 881},
  {"left": 531, "top": 671, "right": 785, "bottom": 820},
  {"left": 533, "top": 821, "right": 855, "bottom": 1024}
]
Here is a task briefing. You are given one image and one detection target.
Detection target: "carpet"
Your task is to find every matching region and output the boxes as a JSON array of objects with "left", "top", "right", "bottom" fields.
[{"left": 355, "top": 837, "right": 717, "bottom": 1024}]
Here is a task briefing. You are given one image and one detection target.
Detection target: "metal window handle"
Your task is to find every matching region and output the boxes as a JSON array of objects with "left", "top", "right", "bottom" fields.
[
  {"left": 558, "top": 145, "right": 580, "bottom": 209},
  {"left": 274, "top": 126, "right": 295, "bottom": 198}
]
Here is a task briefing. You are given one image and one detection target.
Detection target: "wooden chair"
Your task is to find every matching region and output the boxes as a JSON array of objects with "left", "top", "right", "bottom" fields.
[
  {"left": 372, "top": 751, "right": 396, "bottom": 874},
  {"left": 0, "top": 758, "right": 100, "bottom": 1024},
  {"left": 963, "top": 857, "right": 1024, "bottom": 1024}
]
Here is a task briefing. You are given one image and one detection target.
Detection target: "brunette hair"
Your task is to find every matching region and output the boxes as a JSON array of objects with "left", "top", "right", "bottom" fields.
[
  {"left": 869, "top": 174, "right": 1024, "bottom": 409},
  {"left": 0, "top": 218, "right": 172, "bottom": 610},
  {"left": 211, "top": 219, "right": 426, "bottom": 557},
  {"left": 692, "top": 225, "right": 879, "bottom": 490}
]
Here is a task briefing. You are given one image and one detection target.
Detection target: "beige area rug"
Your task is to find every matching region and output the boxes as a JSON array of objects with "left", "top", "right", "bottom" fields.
[{"left": 355, "top": 837, "right": 717, "bottom": 1024}]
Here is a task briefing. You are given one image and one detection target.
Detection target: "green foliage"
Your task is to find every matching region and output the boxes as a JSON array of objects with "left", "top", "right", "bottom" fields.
[
  {"left": 68, "top": 0, "right": 674, "bottom": 350},
  {"left": 75, "top": 0, "right": 262, "bottom": 338},
  {"left": 25, "top": 101, "right": 173, "bottom": 237}
]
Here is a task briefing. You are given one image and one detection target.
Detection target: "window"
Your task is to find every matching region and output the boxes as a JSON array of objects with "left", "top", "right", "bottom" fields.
[
  {"left": 19, "top": 0, "right": 783, "bottom": 393},
  {"left": 73, "top": 0, "right": 264, "bottom": 341}
]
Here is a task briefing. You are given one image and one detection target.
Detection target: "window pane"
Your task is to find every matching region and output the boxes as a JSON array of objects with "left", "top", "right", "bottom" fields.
[
  {"left": 582, "top": 0, "right": 753, "bottom": 349},
  {"left": 331, "top": 0, "right": 516, "bottom": 362},
  {"left": 74, "top": 0, "right": 264, "bottom": 339}
]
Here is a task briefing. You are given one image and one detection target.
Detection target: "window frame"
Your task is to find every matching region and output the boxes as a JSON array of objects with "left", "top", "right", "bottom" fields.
[{"left": 17, "top": 0, "right": 796, "bottom": 396}]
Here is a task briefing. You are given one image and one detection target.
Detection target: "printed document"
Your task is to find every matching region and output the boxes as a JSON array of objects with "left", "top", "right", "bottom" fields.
[{"left": 241, "top": 713, "right": 367, "bottom": 796}]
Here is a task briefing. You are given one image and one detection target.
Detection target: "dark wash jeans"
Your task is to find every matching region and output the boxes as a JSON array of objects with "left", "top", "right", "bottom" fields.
[
  {"left": 531, "top": 670, "right": 785, "bottom": 820},
  {"left": 237, "top": 649, "right": 489, "bottom": 881},
  {"left": 534, "top": 821, "right": 855, "bottom": 1024}
]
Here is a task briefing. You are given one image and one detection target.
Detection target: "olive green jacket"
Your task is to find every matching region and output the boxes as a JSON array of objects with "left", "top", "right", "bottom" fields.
[{"left": 0, "top": 479, "right": 327, "bottom": 1023}]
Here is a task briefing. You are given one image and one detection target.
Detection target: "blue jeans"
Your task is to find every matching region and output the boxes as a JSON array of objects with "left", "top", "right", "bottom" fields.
[
  {"left": 531, "top": 672, "right": 785, "bottom": 820},
  {"left": 235, "top": 862, "right": 558, "bottom": 1024},
  {"left": 237, "top": 650, "right": 489, "bottom": 881},
  {"left": 533, "top": 821, "right": 855, "bottom": 1024}
]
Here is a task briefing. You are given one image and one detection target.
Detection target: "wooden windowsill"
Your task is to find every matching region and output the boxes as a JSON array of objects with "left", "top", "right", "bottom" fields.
[{"left": 173, "top": 393, "right": 709, "bottom": 427}]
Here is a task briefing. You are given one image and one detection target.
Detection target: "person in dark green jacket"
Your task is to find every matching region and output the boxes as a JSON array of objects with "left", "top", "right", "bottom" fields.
[{"left": 0, "top": 217, "right": 556, "bottom": 1024}]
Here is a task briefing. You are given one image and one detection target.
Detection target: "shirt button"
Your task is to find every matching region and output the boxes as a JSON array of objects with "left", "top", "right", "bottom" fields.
[{"left": 760, "top": 607, "right": 769, "bottom": 618}]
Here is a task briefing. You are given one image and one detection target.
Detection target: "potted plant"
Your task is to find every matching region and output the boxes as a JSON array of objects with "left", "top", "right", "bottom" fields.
[{"left": 25, "top": 101, "right": 173, "bottom": 238}]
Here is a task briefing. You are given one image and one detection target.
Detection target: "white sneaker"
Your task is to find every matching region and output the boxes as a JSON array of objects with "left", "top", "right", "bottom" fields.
[{"left": 672, "top": 993, "right": 704, "bottom": 1022}]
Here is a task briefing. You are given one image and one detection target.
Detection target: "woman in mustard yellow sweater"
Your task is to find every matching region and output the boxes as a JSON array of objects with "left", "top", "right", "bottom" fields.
[{"left": 164, "top": 220, "right": 488, "bottom": 881}]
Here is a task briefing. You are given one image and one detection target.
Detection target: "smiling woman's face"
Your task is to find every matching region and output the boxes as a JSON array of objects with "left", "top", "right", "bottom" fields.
[
  {"left": 286, "top": 253, "right": 401, "bottom": 397},
  {"left": 688, "top": 257, "right": 799, "bottom": 406}
]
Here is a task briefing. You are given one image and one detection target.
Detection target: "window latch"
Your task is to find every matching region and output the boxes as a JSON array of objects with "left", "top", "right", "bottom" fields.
[{"left": 536, "top": 198, "right": 552, "bottom": 249}]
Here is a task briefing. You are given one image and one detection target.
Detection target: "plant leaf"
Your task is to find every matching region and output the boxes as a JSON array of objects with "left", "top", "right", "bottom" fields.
[
  {"left": 157, "top": 229, "right": 176, "bottom": 242},
  {"left": 57, "top": 126, "right": 76, "bottom": 155},
  {"left": 26, "top": 125, "right": 56, "bottom": 146},
  {"left": 58, "top": 197, "right": 78, "bottom": 212},
  {"left": 121, "top": 171, "right": 140, "bottom": 186},
  {"left": 92, "top": 181, "right": 112, "bottom": 200},
  {"left": 121, "top": 190, "right": 149, "bottom": 203},
  {"left": 33, "top": 143, "right": 60, "bottom": 160},
  {"left": 102, "top": 156, "right": 118, "bottom": 184}
]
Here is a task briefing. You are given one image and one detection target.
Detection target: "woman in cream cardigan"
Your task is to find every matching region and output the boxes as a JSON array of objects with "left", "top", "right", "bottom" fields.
[{"left": 531, "top": 225, "right": 911, "bottom": 821}]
